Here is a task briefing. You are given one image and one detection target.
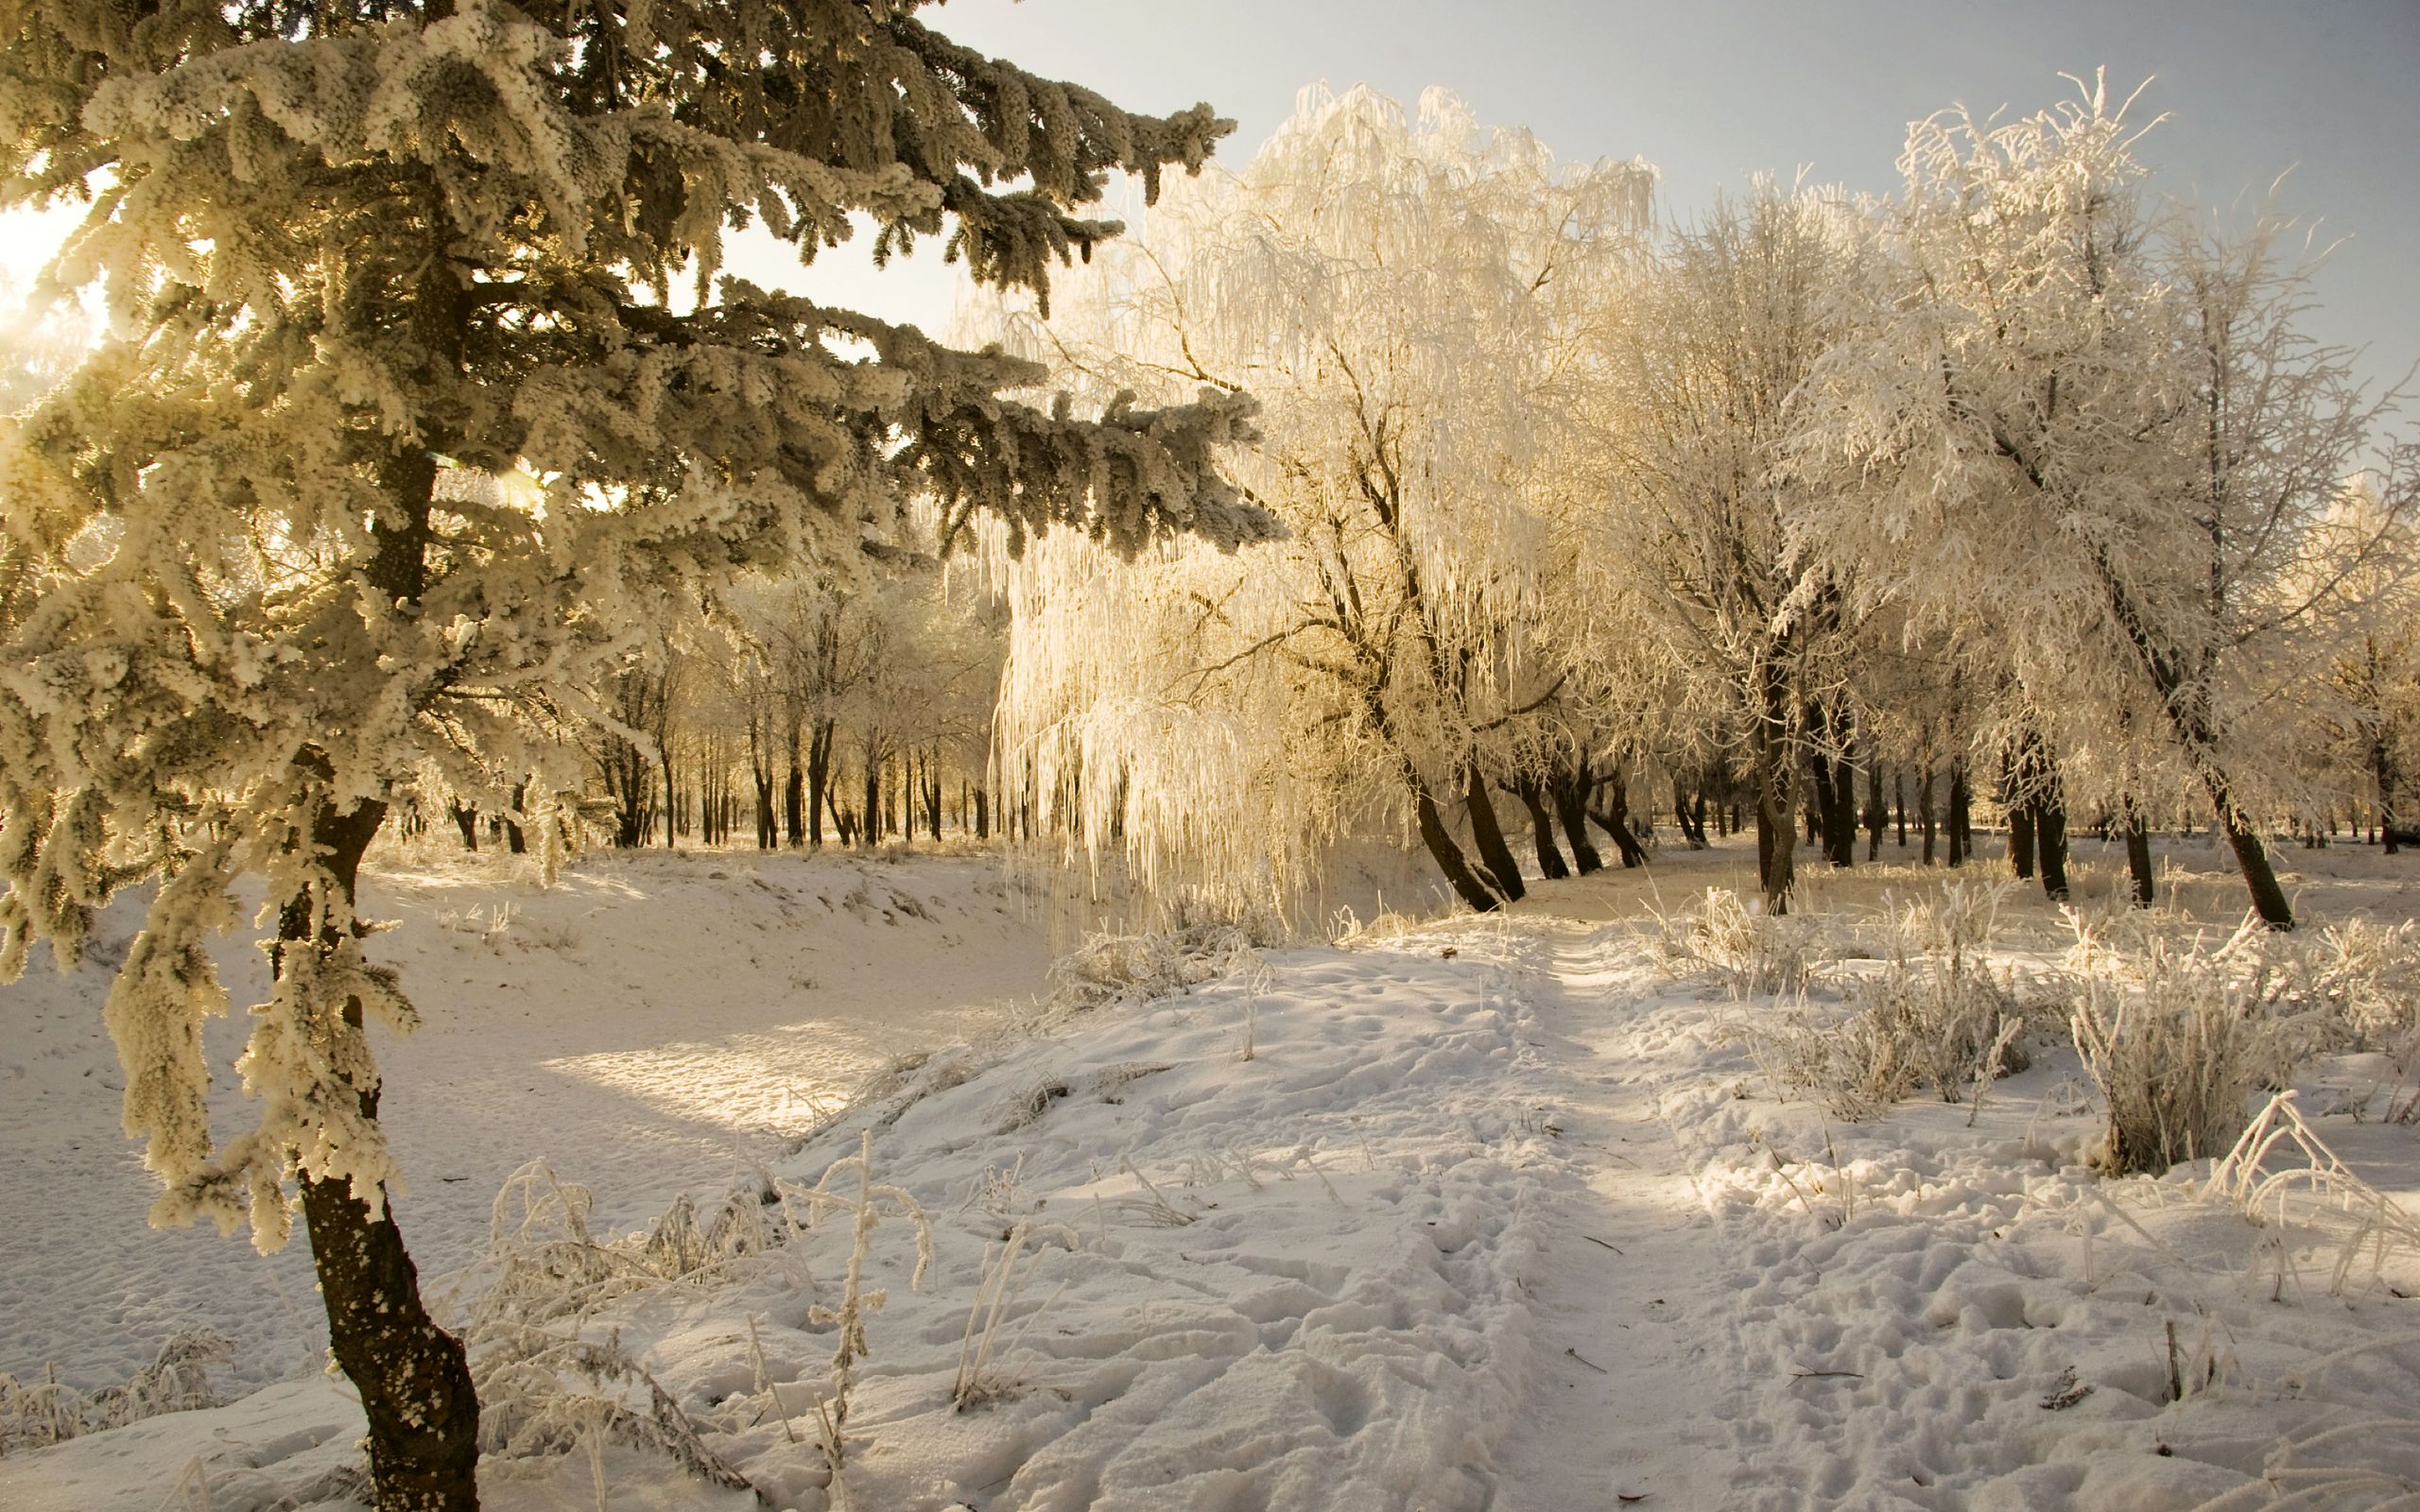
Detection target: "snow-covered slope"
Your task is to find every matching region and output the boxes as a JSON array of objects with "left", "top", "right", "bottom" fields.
[{"left": 0, "top": 847, "right": 1048, "bottom": 1393}]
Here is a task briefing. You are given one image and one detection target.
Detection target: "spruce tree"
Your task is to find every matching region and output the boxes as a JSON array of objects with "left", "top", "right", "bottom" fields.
[{"left": 0, "top": 3, "right": 1267, "bottom": 1505}]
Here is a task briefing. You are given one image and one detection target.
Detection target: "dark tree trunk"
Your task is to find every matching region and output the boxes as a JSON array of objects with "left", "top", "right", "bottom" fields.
[
  {"left": 2032, "top": 792, "right": 2070, "bottom": 901},
  {"left": 2007, "top": 800, "right": 2035, "bottom": 880},
  {"left": 974, "top": 784, "right": 991, "bottom": 841},
  {"left": 1918, "top": 765, "right": 1937, "bottom": 866},
  {"left": 287, "top": 419, "right": 479, "bottom": 1506},
  {"left": 1894, "top": 769, "right": 1907, "bottom": 848},
  {"left": 2374, "top": 732, "right": 2401, "bottom": 856},
  {"left": 1463, "top": 765, "right": 1527, "bottom": 902},
  {"left": 805, "top": 720, "right": 833, "bottom": 848},
  {"left": 1864, "top": 760, "right": 1886, "bottom": 862},
  {"left": 2014, "top": 730, "right": 2069, "bottom": 902},
  {"left": 783, "top": 722, "right": 804, "bottom": 848},
  {"left": 2204, "top": 771, "right": 2294, "bottom": 928},
  {"left": 1549, "top": 764, "right": 1603, "bottom": 874},
  {"left": 1586, "top": 773, "right": 1650, "bottom": 869},
  {"left": 1946, "top": 764, "right": 1971, "bottom": 868},
  {"left": 1512, "top": 778, "right": 1570, "bottom": 880},
  {"left": 2125, "top": 811, "right": 2155, "bottom": 906},
  {"left": 1415, "top": 782, "right": 1501, "bottom": 912},
  {"left": 861, "top": 751, "right": 881, "bottom": 849},
  {"left": 1672, "top": 777, "right": 1708, "bottom": 849},
  {"left": 449, "top": 801, "right": 477, "bottom": 852},
  {"left": 503, "top": 782, "right": 527, "bottom": 854}
]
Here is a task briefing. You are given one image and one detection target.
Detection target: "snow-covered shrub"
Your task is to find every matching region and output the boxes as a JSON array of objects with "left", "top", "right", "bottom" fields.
[
  {"left": 1045, "top": 899, "right": 1276, "bottom": 1015},
  {"left": 0, "top": 1330, "right": 230, "bottom": 1454},
  {"left": 2290, "top": 918, "right": 2420, "bottom": 1069},
  {"left": 1654, "top": 886, "right": 1824, "bottom": 997},
  {"left": 2069, "top": 923, "right": 2325, "bottom": 1176},
  {"left": 1777, "top": 882, "right": 2041, "bottom": 1117}
]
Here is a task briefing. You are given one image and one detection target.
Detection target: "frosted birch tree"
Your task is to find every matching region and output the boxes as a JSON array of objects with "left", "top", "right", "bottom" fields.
[
  {"left": 1793, "top": 76, "right": 2415, "bottom": 928},
  {"left": 984, "top": 85, "right": 1650, "bottom": 914},
  {"left": 0, "top": 3, "right": 1269, "bottom": 1504}
]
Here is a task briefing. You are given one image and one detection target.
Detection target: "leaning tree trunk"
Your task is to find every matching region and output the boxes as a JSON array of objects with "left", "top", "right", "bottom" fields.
[
  {"left": 1512, "top": 777, "right": 1570, "bottom": 880},
  {"left": 1586, "top": 773, "right": 1651, "bottom": 870},
  {"left": 1414, "top": 781, "right": 1502, "bottom": 912},
  {"left": 2200, "top": 765, "right": 2293, "bottom": 928},
  {"left": 1462, "top": 765, "right": 1528, "bottom": 902}
]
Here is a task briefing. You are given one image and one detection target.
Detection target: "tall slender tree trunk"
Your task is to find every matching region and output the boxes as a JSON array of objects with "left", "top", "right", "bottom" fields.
[
  {"left": 297, "top": 421, "right": 480, "bottom": 1507},
  {"left": 1945, "top": 764, "right": 1971, "bottom": 868},
  {"left": 783, "top": 720, "right": 805, "bottom": 848},
  {"left": 449, "top": 801, "right": 477, "bottom": 852},
  {"left": 1893, "top": 769, "right": 1907, "bottom": 848},
  {"left": 1751, "top": 662, "right": 1799, "bottom": 911},
  {"left": 1463, "top": 765, "right": 1527, "bottom": 902},
  {"left": 2371, "top": 731, "right": 2400, "bottom": 856},
  {"left": 1918, "top": 765, "right": 1937, "bottom": 865}
]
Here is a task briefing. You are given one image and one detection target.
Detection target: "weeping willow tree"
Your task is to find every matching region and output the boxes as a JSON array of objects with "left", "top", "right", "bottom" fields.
[
  {"left": 0, "top": 2, "right": 1271, "bottom": 1504},
  {"left": 976, "top": 84, "right": 1651, "bottom": 916}
]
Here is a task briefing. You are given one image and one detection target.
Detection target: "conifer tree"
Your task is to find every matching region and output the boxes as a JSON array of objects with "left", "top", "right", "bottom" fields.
[{"left": 0, "top": 3, "right": 1267, "bottom": 1504}]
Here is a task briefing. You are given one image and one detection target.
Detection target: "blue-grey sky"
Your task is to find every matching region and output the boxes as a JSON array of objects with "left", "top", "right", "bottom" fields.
[{"left": 760, "top": 0, "right": 2418, "bottom": 405}]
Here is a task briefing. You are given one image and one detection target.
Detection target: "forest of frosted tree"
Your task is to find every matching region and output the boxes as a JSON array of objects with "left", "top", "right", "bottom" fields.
[{"left": 2, "top": 4, "right": 2416, "bottom": 1510}]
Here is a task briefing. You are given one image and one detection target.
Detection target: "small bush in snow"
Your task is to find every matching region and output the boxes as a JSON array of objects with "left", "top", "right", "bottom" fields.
[
  {"left": 2291, "top": 918, "right": 2420, "bottom": 1070},
  {"left": 1654, "top": 886, "right": 1824, "bottom": 997},
  {"left": 1046, "top": 898, "right": 1277, "bottom": 1016},
  {"left": 1733, "top": 883, "right": 2048, "bottom": 1120},
  {"left": 0, "top": 1330, "right": 230, "bottom": 1454},
  {"left": 2068, "top": 920, "right": 2325, "bottom": 1177}
]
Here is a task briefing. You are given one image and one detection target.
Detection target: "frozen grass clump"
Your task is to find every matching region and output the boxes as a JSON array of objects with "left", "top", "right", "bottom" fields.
[
  {"left": 2291, "top": 917, "right": 2420, "bottom": 1070},
  {"left": 0, "top": 1330, "right": 230, "bottom": 1454},
  {"left": 1654, "top": 886, "right": 1824, "bottom": 998},
  {"left": 2068, "top": 919, "right": 2327, "bottom": 1177},
  {"left": 1046, "top": 896, "right": 1279, "bottom": 1016},
  {"left": 454, "top": 1163, "right": 787, "bottom": 1501},
  {"left": 2204, "top": 1091, "right": 2420, "bottom": 1301}
]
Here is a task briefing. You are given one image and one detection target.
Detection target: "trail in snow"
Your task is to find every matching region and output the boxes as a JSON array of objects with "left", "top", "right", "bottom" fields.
[{"left": 1485, "top": 919, "right": 1737, "bottom": 1509}]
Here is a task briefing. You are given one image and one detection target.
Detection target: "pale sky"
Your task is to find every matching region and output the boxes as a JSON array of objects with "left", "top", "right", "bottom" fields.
[
  {"left": 763, "top": 0, "right": 2420, "bottom": 405},
  {"left": 7, "top": 2, "right": 2412, "bottom": 403}
]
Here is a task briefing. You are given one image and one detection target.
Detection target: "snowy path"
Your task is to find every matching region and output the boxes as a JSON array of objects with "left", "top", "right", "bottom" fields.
[{"left": 1486, "top": 919, "right": 1738, "bottom": 1509}]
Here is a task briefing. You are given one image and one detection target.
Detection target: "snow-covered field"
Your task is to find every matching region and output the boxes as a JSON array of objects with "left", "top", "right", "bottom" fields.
[{"left": 5, "top": 835, "right": 2418, "bottom": 1511}]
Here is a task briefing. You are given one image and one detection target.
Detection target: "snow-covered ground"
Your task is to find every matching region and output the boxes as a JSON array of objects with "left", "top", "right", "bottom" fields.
[
  {"left": 5, "top": 833, "right": 2418, "bottom": 1511},
  {"left": 1, "top": 846, "right": 1051, "bottom": 1394}
]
